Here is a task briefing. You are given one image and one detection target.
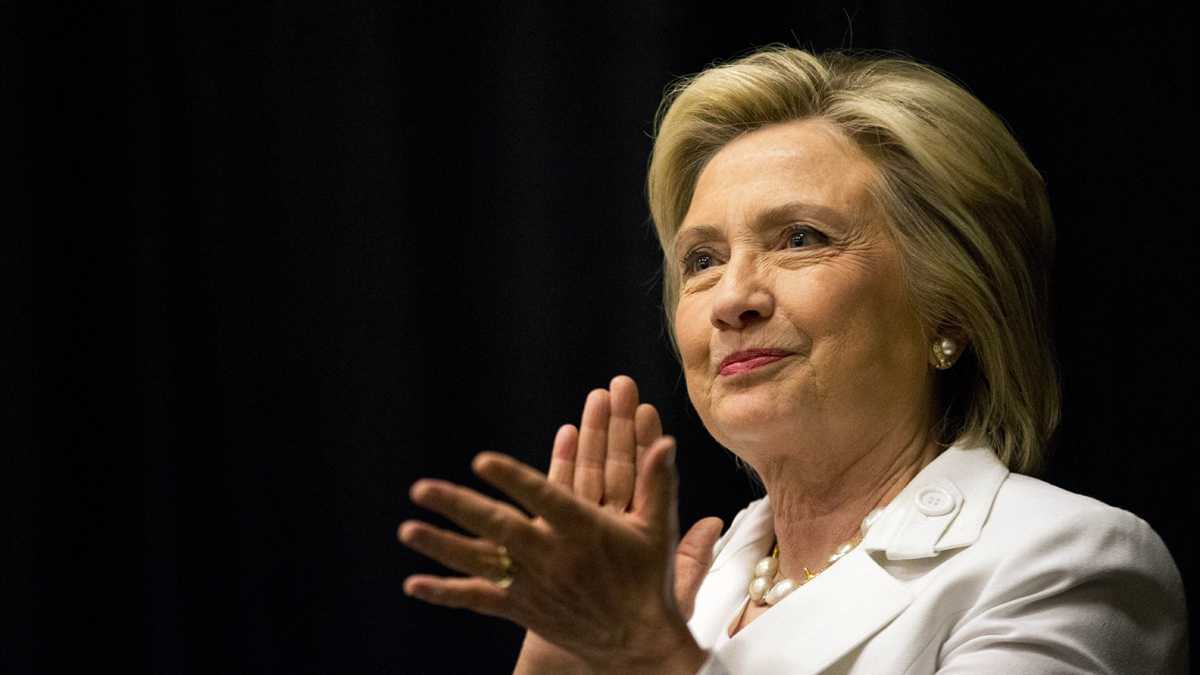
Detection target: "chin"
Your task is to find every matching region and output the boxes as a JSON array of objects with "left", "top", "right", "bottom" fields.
[{"left": 704, "top": 395, "right": 797, "bottom": 449}]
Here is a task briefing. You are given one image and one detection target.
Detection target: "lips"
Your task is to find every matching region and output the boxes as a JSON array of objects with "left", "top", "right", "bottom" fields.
[{"left": 719, "top": 348, "right": 795, "bottom": 376}]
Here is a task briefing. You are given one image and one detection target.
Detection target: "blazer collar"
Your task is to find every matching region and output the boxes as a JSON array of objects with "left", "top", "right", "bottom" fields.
[
  {"left": 692, "top": 444, "right": 1010, "bottom": 672},
  {"left": 707, "top": 443, "right": 1010, "bottom": 568},
  {"left": 861, "top": 443, "right": 1010, "bottom": 560}
]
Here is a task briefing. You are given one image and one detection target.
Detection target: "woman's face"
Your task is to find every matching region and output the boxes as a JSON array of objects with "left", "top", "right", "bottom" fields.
[{"left": 673, "top": 119, "right": 933, "bottom": 466}]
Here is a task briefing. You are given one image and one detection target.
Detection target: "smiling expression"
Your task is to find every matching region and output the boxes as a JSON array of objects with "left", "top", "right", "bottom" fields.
[{"left": 673, "top": 118, "right": 934, "bottom": 464}]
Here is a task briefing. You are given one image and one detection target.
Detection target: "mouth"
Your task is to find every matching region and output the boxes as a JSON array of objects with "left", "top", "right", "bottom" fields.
[{"left": 718, "top": 349, "right": 795, "bottom": 376}]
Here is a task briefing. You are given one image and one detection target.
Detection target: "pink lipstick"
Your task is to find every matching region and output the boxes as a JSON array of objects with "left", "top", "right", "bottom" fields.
[{"left": 719, "top": 349, "right": 794, "bottom": 376}]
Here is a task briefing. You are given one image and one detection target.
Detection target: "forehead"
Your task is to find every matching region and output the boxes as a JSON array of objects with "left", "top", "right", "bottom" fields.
[{"left": 681, "top": 118, "right": 879, "bottom": 231}]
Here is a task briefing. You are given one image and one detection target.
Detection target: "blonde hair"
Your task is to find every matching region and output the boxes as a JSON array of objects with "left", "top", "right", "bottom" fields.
[{"left": 647, "top": 47, "right": 1059, "bottom": 474}]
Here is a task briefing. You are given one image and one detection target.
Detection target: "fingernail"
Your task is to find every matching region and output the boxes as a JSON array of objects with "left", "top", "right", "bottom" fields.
[{"left": 665, "top": 441, "right": 676, "bottom": 467}]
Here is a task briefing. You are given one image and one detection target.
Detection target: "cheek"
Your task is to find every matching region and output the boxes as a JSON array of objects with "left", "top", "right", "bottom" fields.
[
  {"left": 777, "top": 256, "right": 891, "bottom": 351},
  {"left": 673, "top": 298, "right": 710, "bottom": 378},
  {"left": 674, "top": 296, "right": 702, "bottom": 346},
  {"left": 815, "top": 259, "right": 924, "bottom": 372}
]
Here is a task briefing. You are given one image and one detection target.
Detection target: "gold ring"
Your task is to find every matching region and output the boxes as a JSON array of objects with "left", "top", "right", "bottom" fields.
[{"left": 492, "top": 545, "right": 516, "bottom": 588}]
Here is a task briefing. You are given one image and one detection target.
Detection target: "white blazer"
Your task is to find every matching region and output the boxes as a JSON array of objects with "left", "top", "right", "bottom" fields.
[{"left": 686, "top": 444, "right": 1188, "bottom": 674}]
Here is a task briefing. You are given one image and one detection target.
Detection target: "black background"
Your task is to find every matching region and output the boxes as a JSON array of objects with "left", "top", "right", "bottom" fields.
[{"left": 29, "top": 2, "right": 1193, "bottom": 673}]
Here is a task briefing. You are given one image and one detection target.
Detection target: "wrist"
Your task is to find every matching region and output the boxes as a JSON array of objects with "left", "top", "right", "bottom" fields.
[
  {"left": 640, "top": 639, "right": 708, "bottom": 675},
  {"left": 593, "top": 621, "right": 708, "bottom": 675},
  {"left": 514, "top": 631, "right": 589, "bottom": 675}
]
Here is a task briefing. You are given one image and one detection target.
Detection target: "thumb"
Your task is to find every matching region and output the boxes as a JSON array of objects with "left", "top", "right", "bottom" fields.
[{"left": 673, "top": 516, "right": 725, "bottom": 620}]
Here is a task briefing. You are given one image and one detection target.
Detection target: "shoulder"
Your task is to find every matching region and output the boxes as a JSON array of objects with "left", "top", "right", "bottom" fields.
[
  {"left": 984, "top": 472, "right": 1182, "bottom": 587},
  {"left": 994, "top": 470, "right": 1131, "bottom": 519},
  {"left": 937, "top": 471, "right": 1189, "bottom": 672}
]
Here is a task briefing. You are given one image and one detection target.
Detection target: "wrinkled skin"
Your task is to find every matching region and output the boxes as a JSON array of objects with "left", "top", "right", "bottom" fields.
[{"left": 399, "top": 376, "right": 722, "bottom": 674}]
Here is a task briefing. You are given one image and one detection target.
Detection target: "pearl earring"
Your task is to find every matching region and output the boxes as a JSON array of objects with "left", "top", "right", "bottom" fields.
[{"left": 931, "top": 337, "right": 958, "bottom": 370}]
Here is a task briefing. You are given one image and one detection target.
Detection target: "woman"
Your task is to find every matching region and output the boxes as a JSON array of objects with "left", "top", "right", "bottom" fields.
[{"left": 398, "top": 47, "right": 1187, "bottom": 673}]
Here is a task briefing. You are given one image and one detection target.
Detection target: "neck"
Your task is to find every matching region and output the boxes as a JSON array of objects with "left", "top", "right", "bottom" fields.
[{"left": 755, "top": 424, "right": 941, "bottom": 579}]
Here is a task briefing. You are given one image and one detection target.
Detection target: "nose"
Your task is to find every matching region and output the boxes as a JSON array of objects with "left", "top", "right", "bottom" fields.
[{"left": 710, "top": 255, "right": 774, "bottom": 330}]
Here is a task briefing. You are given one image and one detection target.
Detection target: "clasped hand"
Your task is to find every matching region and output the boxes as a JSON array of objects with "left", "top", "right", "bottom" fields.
[{"left": 398, "top": 376, "right": 722, "bottom": 673}]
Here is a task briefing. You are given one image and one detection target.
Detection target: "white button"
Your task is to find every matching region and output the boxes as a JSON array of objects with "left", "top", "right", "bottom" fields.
[{"left": 915, "top": 487, "right": 955, "bottom": 516}]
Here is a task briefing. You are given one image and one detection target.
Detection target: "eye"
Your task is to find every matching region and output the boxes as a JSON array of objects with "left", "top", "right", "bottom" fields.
[
  {"left": 784, "top": 225, "right": 828, "bottom": 249},
  {"left": 681, "top": 249, "right": 719, "bottom": 277}
]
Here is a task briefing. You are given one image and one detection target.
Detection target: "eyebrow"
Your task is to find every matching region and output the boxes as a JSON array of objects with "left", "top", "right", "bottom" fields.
[{"left": 673, "top": 200, "right": 852, "bottom": 257}]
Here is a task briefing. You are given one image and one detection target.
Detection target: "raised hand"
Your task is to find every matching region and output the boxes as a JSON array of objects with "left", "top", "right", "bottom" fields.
[
  {"left": 397, "top": 376, "right": 723, "bottom": 674},
  {"left": 554, "top": 376, "right": 721, "bottom": 619},
  {"left": 514, "top": 377, "right": 723, "bottom": 672},
  {"left": 401, "top": 440, "right": 703, "bottom": 673}
]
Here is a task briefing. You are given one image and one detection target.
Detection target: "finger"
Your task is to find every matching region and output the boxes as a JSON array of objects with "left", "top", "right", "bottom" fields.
[
  {"left": 546, "top": 424, "right": 578, "bottom": 490},
  {"left": 472, "top": 451, "right": 591, "bottom": 532},
  {"left": 634, "top": 402, "right": 663, "bottom": 476},
  {"left": 632, "top": 436, "right": 678, "bottom": 536},
  {"left": 573, "top": 389, "right": 609, "bottom": 503},
  {"left": 409, "top": 479, "right": 542, "bottom": 553},
  {"left": 602, "top": 375, "right": 639, "bottom": 512},
  {"left": 397, "top": 520, "right": 510, "bottom": 580},
  {"left": 674, "top": 516, "right": 724, "bottom": 620},
  {"left": 404, "top": 574, "right": 513, "bottom": 620}
]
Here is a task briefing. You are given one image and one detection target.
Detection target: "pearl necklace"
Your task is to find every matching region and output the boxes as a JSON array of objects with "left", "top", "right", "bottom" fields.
[{"left": 748, "top": 508, "right": 884, "bottom": 606}]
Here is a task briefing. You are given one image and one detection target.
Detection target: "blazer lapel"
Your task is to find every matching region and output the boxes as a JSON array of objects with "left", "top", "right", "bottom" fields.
[
  {"left": 689, "top": 444, "right": 1009, "bottom": 673},
  {"left": 687, "top": 498, "right": 775, "bottom": 647},
  {"left": 715, "top": 549, "right": 912, "bottom": 673}
]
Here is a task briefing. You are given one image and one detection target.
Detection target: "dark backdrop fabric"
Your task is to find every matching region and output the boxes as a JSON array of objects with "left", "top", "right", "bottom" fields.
[{"left": 32, "top": 2, "right": 1193, "bottom": 673}]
